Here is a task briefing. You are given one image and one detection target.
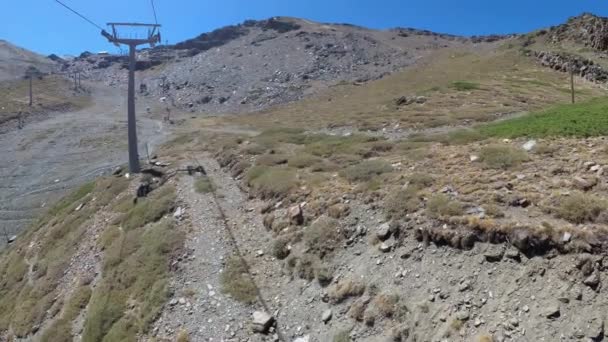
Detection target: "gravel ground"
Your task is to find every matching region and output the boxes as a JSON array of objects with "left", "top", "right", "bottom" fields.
[
  {"left": 0, "top": 82, "right": 171, "bottom": 240},
  {"left": 151, "top": 154, "right": 608, "bottom": 342}
]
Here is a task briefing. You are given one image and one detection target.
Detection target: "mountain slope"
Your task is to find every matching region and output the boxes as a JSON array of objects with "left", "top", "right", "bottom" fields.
[
  {"left": 0, "top": 40, "right": 56, "bottom": 81},
  {"left": 65, "top": 17, "right": 510, "bottom": 114}
]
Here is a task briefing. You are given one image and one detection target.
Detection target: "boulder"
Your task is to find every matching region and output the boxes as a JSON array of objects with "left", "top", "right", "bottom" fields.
[
  {"left": 288, "top": 204, "right": 304, "bottom": 225},
  {"left": 376, "top": 222, "right": 392, "bottom": 241},
  {"left": 252, "top": 311, "right": 274, "bottom": 333}
]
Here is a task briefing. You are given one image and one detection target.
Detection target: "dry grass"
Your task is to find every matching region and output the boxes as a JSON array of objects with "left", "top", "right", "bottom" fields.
[
  {"left": 40, "top": 286, "right": 92, "bottom": 342},
  {"left": 333, "top": 330, "right": 351, "bottom": 342},
  {"left": 328, "top": 278, "right": 366, "bottom": 304},
  {"left": 340, "top": 160, "right": 393, "bottom": 182},
  {"left": 112, "top": 184, "right": 176, "bottom": 231},
  {"left": 304, "top": 217, "right": 342, "bottom": 258},
  {"left": 427, "top": 194, "right": 465, "bottom": 218},
  {"left": 194, "top": 176, "right": 214, "bottom": 193},
  {"left": 0, "top": 75, "right": 91, "bottom": 124},
  {"left": 246, "top": 166, "right": 298, "bottom": 199},
  {"left": 224, "top": 48, "right": 602, "bottom": 131},
  {"left": 84, "top": 217, "right": 184, "bottom": 342},
  {"left": 385, "top": 187, "right": 422, "bottom": 219},
  {"left": 553, "top": 192, "right": 608, "bottom": 223},
  {"left": 0, "top": 177, "right": 129, "bottom": 338},
  {"left": 479, "top": 144, "right": 528, "bottom": 169},
  {"left": 475, "top": 334, "right": 495, "bottom": 342},
  {"left": 176, "top": 329, "right": 190, "bottom": 342},
  {"left": 220, "top": 256, "right": 257, "bottom": 304}
]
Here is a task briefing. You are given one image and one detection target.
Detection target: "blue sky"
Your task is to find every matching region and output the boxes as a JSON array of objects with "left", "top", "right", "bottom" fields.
[{"left": 1, "top": 0, "right": 607, "bottom": 55}]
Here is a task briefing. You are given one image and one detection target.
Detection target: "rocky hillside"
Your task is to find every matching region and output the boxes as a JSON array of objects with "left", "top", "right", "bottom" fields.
[
  {"left": 0, "top": 40, "right": 57, "bottom": 82},
  {"left": 545, "top": 12, "right": 608, "bottom": 51},
  {"left": 63, "top": 17, "right": 511, "bottom": 114}
]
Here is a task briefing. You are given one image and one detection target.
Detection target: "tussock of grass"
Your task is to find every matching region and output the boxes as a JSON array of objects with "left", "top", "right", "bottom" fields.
[
  {"left": 40, "top": 286, "right": 92, "bottom": 342},
  {"left": 220, "top": 256, "right": 257, "bottom": 304},
  {"left": 340, "top": 160, "right": 393, "bottom": 182},
  {"left": 177, "top": 330, "right": 190, "bottom": 342},
  {"left": 304, "top": 217, "right": 342, "bottom": 258},
  {"left": 113, "top": 185, "right": 176, "bottom": 231},
  {"left": 246, "top": 166, "right": 297, "bottom": 199},
  {"left": 427, "top": 194, "right": 464, "bottom": 218},
  {"left": 83, "top": 217, "right": 183, "bottom": 342},
  {"left": 288, "top": 153, "right": 322, "bottom": 169},
  {"left": 479, "top": 97, "right": 608, "bottom": 138},
  {"left": 256, "top": 153, "right": 289, "bottom": 166},
  {"left": 333, "top": 330, "right": 351, "bottom": 342},
  {"left": 194, "top": 176, "right": 214, "bottom": 193},
  {"left": 479, "top": 145, "right": 528, "bottom": 169},
  {"left": 409, "top": 173, "right": 435, "bottom": 188},
  {"left": 0, "top": 177, "right": 129, "bottom": 338},
  {"left": 452, "top": 80, "right": 480, "bottom": 91},
  {"left": 385, "top": 187, "right": 422, "bottom": 219},
  {"left": 328, "top": 278, "right": 366, "bottom": 304},
  {"left": 553, "top": 192, "right": 607, "bottom": 223}
]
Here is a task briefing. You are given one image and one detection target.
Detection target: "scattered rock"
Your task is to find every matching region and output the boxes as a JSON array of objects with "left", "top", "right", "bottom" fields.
[
  {"left": 252, "top": 311, "right": 274, "bottom": 333},
  {"left": 293, "top": 335, "right": 310, "bottom": 342},
  {"left": 573, "top": 176, "right": 597, "bottom": 191},
  {"left": 456, "top": 311, "right": 470, "bottom": 321},
  {"left": 379, "top": 241, "right": 393, "bottom": 253},
  {"left": 377, "top": 222, "right": 392, "bottom": 241},
  {"left": 288, "top": 204, "right": 304, "bottom": 225},
  {"left": 583, "top": 272, "right": 600, "bottom": 288},
  {"left": 321, "top": 309, "right": 332, "bottom": 323},
  {"left": 522, "top": 140, "right": 537, "bottom": 151},
  {"left": 483, "top": 244, "right": 504, "bottom": 262},
  {"left": 543, "top": 302, "right": 560, "bottom": 319}
]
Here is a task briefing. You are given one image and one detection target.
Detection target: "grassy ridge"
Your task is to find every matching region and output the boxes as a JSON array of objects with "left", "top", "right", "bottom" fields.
[{"left": 479, "top": 97, "right": 608, "bottom": 138}]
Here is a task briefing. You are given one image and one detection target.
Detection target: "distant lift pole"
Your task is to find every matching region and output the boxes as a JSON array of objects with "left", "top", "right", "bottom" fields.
[{"left": 102, "top": 23, "right": 161, "bottom": 173}]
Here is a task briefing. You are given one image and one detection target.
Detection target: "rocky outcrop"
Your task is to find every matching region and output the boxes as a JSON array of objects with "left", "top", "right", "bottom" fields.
[
  {"left": 547, "top": 13, "right": 608, "bottom": 51},
  {"left": 533, "top": 50, "right": 608, "bottom": 83}
]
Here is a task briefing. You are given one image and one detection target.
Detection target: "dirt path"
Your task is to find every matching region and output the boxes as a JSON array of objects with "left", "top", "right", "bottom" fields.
[{"left": 0, "top": 82, "right": 171, "bottom": 239}]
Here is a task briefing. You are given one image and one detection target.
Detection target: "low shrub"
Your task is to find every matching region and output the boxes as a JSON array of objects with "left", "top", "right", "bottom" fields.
[
  {"left": 246, "top": 166, "right": 298, "bottom": 199},
  {"left": 328, "top": 278, "right": 366, "bottom": 304},
  {"left": 479, "top": 145, "right": 528, "bottom": 169},
  {"left": 304, "top": 217, "right": 342, "bottom": 258},
  {"left": 554, "top": 192, "right": 607, "bottom": 223},
  {"left": 288, "top": 154, "right": 322, "bottom": 169},
  {"left": 385, "top": 187, "right": 422, "bottom": 219},
  {"left": 340, "top": 160, "right": 393, "bottom": 182},
  {"left": 427, "top": 194, "right": 464, "bottom": 218}
]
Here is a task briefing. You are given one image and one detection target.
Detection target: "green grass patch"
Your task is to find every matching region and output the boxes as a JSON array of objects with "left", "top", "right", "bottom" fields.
[
  {"left": 451, "top": 80, "right": 480, "bottom": 91},
  {"left": 194, "top": 176, "right": 214, "bottom": 194},
  {"left": 479, "top": 97, "right": 608, "bottom": 138}
]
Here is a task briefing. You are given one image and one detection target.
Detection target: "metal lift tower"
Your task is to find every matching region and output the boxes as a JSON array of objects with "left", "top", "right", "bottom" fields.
[{"left": 101, "top": 23, "right": 161, "bottom": 173}]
